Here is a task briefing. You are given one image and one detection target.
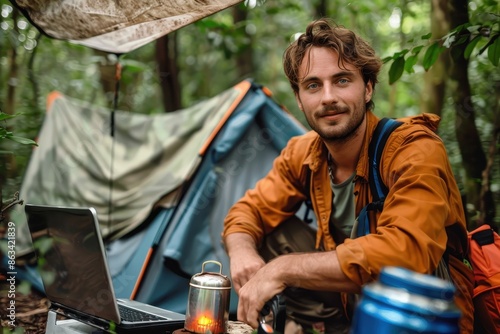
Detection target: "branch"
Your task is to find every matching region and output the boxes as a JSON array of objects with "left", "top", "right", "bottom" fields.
[{"left": 0, "top": 191, "right": 24, "bottom": 223}]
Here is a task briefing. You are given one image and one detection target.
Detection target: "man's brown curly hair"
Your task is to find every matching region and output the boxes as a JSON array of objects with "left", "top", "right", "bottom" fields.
[{"left": 283, "top": 18, "right": 382, "bottom": 111}]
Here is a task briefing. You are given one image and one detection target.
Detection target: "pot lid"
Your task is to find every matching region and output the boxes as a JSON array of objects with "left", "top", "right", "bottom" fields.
[{"left": 190, "top": 261, "right": 231, "bottom": 289}]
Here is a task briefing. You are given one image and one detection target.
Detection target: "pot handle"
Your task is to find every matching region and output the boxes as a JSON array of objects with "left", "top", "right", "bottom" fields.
[{"left": 201, "top": 260, "right": 223, "bottom": 274}]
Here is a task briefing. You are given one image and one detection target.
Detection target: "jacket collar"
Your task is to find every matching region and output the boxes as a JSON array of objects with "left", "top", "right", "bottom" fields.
[{"left": 304, "top": 110, "right": 380, "bottom": 182}]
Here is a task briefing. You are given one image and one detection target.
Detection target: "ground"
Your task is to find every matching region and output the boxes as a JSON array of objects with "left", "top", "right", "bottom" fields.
[
  {"left": 0, "top": 275, "right": 254, "bottom": 334},
  {"left": 0, "top": 274, "right": 49, "bottom": 333}
]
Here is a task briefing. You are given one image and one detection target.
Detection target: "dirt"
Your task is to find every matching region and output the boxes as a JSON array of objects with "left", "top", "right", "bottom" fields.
[
  {"left": 0, "top": 273, "right": 49, "bottom": 333},
  {"left": 0, "top": 274, "right": 255, "bottom": 334}
]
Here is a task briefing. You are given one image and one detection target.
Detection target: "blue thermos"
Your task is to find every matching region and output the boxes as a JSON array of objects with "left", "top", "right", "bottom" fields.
[{"left": 351, "top": 266, "right": 461, "bottom": 334}]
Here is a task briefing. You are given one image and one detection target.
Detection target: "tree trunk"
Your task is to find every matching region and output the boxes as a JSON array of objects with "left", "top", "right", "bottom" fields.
[
  {"left": 421, "top": 0, "right": 449, "bottom": 117},
  {"left": 156, "top": 33, "right": 182, "bottom": 112},
  {"left": 388, "top": 0, "right": 410, "bottom": 118},
  {"left": 480, "top": 118, "right": 499, "bottom": 229},
  {"left": 313, "top": 0, "right": 328, "bottom": 18},
  {"left": 1, "top": 7, "right": 20, "bottom": 209},
  {"left": 5, "top": 9, "right": 18, "bottom": 117},
  {"left": 232, "top": 5, "right": 254, "bottom": 81},
  {"left": 448, "top": 0, "right": 489, "bottom": 228},
  {"left": 27, "top": 33, "right": 42, "bottom": 112}
]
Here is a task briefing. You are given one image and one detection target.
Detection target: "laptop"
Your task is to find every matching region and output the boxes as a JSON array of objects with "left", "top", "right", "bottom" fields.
[{"left": 25, "top": 203, "right": 186, "bottom": 333}]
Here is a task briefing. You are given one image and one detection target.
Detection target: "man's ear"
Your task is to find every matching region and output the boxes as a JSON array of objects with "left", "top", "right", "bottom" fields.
[
  {"left": 295, "top": 93, "right": 303, "bottom": 112},
  {"left": 365, "top": 81, "right": 373, "bottom": 103}
]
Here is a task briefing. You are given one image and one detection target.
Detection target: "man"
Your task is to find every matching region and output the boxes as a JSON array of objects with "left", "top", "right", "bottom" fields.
[{"left": 222, "top": 18, "right": 474, "bottom": 333}]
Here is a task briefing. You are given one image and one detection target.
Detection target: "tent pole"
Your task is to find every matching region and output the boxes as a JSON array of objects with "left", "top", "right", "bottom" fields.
[{"left": 107, "top": 58, "right": 122, "bottom": 232}]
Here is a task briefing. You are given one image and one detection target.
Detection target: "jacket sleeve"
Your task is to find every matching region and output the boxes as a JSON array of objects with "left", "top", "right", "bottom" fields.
[
  {"left": 222, "top": 135, "right": 310, "bottom": 246},
  {"left": 336, "top": 124, "right": 467, "bottom": 285}
]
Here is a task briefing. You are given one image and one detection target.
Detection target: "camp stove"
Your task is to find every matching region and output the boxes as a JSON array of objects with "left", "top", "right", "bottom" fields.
[{"left": 183, "top": 261, "right": 231, "bottom": 334}]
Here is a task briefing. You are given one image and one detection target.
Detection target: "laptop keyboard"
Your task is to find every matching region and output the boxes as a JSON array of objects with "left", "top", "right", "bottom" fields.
[{"left": 118, "top": 304, "right": 166, "bottom": 322}]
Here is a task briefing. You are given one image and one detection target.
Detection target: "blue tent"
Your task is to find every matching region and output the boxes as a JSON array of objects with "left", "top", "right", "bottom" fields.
[
  {"left": 106, "top": 80, "right": 308, "bottom": 314},
  {"left": 11, "top": 80, "right": 309, "bottom": 315}
]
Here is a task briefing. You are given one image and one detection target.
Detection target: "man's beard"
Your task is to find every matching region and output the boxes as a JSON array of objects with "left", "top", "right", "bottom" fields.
[{"left": 307, "top": 105, "right": 366, "bottom": 145}]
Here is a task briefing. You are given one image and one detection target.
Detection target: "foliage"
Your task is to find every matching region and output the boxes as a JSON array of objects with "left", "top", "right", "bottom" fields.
[
  {"left": 1, "top": 0, "right": 499, "bottom": 223},
  {"left": 0, "top": 112, "right": 37, "bottom": 148},
  {"left": 384, "top": 13, "right": 499, "bottom": 84}
]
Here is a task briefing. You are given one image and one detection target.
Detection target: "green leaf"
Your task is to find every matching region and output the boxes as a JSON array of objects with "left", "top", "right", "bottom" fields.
[
  {"left": 122, "top": 59, "right": 148, "bottom": 74},
  {"left": 466, "top": 25, "right": 481, "bottom": 33},
  {"left": 34, "top": 237, "right": 53, "bottom": 255},
  {"left": 404, "top": 54, "right": 418, "bottom": 73},
  {"left": 393, "top": 49, "right": 409, "bottom": 58},
  {"left": 17, "top": 280, "right": 32, "bottom": 295},
  {"left": 488, "top": 35, "right": 500, "bottom": 66},
  {"left": 0, "top": 129, "right": 13, "bottom": 138},
  {"left": 421, "top": 33, "right": 432, "bottom": 40},
  {"left": 6, "top": 135, "right": 38, "bottom": 146},
  {"left": 464, "top": 35, "right": 482, "bottom": 59},
  {"left": 382, "top": 56, "right": 394, "bottom": 63},
  {"left": 0, "top": 112, "right": 16, "bottom": 121},
  {"left": 453, "top": 35, "right": 470, "bottom": 47},
  {"left": 478, "top": 32, "right": 498, "bottom": 55},
  {"left": 422, "top": 42, "right": 445, "bottom": 71},
  {"left": 40, "top": 267, "right": 56, "bottom": 286},
  {"left": 388, "top": 56, "right": 405, "bottom": 84},
  {"left": 451, "top": 23, "right": 471, "bottom": 35},
  {"left": 411, "top": 45, "right": 424, "bottom": 55}
]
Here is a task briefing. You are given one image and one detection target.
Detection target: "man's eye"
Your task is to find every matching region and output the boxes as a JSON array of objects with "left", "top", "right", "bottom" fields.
[
  {"left": 307, "top": 83, "right": 319, "bottom": 90},
  {"left": 338, "top": 78, "right": 349, "bottom": 85}
]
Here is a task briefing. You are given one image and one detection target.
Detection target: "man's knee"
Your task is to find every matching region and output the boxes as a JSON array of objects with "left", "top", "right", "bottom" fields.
[{"left": 259, "top": 216, "right": 317, "bottom": 262}]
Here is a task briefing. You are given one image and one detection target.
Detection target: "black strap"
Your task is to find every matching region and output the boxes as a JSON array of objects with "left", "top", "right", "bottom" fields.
[
  {"left": 368, "top": 118, "right": 403, "bottom": 210},
  {"left": 472, "top": 228, "right": 494, "bottom": 246},
  {"left": 302, "top": 167, "right": 313, "bottom": 224}
]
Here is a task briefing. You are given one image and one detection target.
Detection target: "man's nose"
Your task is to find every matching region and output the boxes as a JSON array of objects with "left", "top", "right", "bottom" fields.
[{"left": 321, "top": 84, "right": 338, "bottom": 105}]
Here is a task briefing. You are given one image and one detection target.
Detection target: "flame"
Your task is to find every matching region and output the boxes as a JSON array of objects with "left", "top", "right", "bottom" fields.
[
  {"left": 197, "top": 315, "right": 214, "bottom": 327},
  {"left": 185, "top": 313, "right": 225, "bottom": 333}
]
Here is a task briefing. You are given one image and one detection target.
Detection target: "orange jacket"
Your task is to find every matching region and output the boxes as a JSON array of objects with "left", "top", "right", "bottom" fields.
[{"left": 223, "top": 111, "right": 474, "bottom": 333}]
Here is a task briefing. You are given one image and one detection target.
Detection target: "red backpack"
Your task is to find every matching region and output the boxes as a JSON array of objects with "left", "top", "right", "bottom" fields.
[{"left": 467, "top": 224, "right": 500, "bottom": 333}]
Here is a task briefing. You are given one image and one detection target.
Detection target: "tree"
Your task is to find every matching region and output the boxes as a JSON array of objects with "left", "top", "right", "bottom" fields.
[
  {"left": 1, "top": 0, "right": 499, "bottom": 229},
  {"left": 156, "top": 33, "right": 182, "bottom": 112},
  {"left": 384, "top": 1, "right": 499, "bottom": 228}
]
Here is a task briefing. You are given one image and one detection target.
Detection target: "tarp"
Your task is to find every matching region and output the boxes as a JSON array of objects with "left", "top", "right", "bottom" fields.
[
  {"left": 11, "top": 0, "right": 243, "bottom": 53},
  {"left": 14, "top": 80, "right": 252, "bottom": 256}
]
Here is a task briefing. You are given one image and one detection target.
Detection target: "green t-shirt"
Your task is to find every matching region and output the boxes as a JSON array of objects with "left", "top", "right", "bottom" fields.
[{"left": 329, "top": 172, "right": 356, "bottom": 239}]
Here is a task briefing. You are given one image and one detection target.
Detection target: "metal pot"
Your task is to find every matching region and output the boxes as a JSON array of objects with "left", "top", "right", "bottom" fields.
[{"left": 185, "top": 260, "right": 231, "bottom": 334}]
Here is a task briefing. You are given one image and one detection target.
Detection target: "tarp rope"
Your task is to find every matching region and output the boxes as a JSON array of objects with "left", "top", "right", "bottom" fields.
[{"left": 107, "top": 57, "right": 122, "bottom": 233}]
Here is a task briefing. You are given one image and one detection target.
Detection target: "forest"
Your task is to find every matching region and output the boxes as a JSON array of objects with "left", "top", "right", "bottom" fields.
[{"left": 0, "top": 0, "right": 499, "bottom": 230}]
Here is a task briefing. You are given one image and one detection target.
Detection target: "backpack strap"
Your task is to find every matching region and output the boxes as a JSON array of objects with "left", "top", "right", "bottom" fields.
[
  {"left": 302, "top": 167, "right": 314, "bottom": 224},
  {"left": 356, "top": 118, "right": 403, "bottom": 237},
  {"left": 369, "top": 118, "right": 404, "bottom": 205}
]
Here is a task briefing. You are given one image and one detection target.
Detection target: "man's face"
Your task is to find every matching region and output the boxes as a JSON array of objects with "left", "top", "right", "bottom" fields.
[{"left": 295, "top": 47, "right": 373, "bottom": 143}]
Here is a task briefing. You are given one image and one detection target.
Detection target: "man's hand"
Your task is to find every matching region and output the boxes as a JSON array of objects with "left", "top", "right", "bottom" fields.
[
  {"left": 236, "top": 258, "right": 287, "bottom": 328},
  {"left": 233, "top": 251, "right": 360, "bottom": 328},
  {"left": 224, "top": 233, "right": 266, "bottom": 293}
]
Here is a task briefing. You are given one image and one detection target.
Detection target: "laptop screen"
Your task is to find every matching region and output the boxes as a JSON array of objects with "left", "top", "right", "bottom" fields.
[{"left": 25, "top": 204, "right": 121, "bottom": 323}]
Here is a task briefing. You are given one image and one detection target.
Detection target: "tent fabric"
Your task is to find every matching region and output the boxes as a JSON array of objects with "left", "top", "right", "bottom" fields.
[
  {"left": 11, "top": 0, "right": 243, "bottom": 53},
  {"left": 106, "top": 82, "right": 309, "bottom": 314},
  {"left": 14, "top": 81, "right": 251, "bottom": 256},
  {"left": 12, "top": 80, "right": 310, "bottom": 315}
]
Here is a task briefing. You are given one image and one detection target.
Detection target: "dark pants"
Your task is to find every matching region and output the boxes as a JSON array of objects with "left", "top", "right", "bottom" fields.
[{"left": 259, "top": 216, "right": 351, "bottom": 334}]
